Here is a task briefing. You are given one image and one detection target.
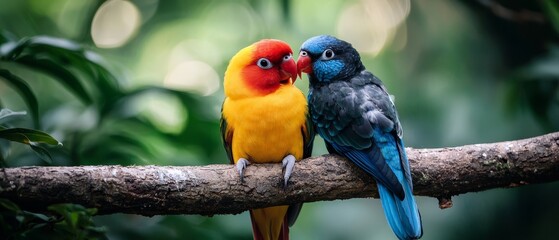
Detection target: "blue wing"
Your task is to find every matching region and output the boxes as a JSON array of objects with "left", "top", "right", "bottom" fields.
[{"left": 327, "top": 140, "right": 405, "bottom": 199}]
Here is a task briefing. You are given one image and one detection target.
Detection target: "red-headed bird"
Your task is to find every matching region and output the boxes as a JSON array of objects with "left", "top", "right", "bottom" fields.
[{"left": 220, "top": 39, "right": 314, "bottom": 240}]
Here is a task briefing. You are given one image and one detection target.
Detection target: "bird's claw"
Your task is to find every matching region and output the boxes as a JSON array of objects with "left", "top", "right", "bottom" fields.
[
  {"left": 282, "top": 155, "right": 296, "bottom": 188},
  {"left": 236, "top": 158, "right": 250, "bottom": 182}
]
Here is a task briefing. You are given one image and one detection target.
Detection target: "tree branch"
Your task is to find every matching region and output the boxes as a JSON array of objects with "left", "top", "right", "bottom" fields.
[{"left": 1, "top": 132, "right": 558, "bottom": 216}]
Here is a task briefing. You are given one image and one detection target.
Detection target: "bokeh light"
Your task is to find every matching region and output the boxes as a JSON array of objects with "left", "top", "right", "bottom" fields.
[
  {"left": 164, "top": 60, "right": 220, "bottom": 96},
  {"left": 91, "top": 0, "right": 141, "bottom": 48},
  {"left": 337, "top": 0, "right": 410, "bottom": 55},
  {"left": 134, "top": 91, "right": 187, "bottom": 134}
]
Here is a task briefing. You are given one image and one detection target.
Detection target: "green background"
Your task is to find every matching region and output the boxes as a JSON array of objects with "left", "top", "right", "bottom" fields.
[{"left": 1, "top": 0, "right": 558, "bottom": 239}]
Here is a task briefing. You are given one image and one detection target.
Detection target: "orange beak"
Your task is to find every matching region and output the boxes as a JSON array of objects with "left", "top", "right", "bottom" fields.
[
  {"left": 280, "top": 57, "right": 298, "bottom": 84},
  {"left": 296, "top": 55, "right": 312, "bottom": 78}
]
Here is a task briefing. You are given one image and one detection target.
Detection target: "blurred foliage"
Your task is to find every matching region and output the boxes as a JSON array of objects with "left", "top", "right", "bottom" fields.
[
  {"left": 0, "top": 0, "right": 558, "bottom": 239},
  {"left": 0, "top": 31, "right": 220, "bottom": 167},
  {"left": 0, "top": 109, "right": 61, "bottom": 165},
  {"left": 0, "top": 198, "right": 106, "bottom": 240}
]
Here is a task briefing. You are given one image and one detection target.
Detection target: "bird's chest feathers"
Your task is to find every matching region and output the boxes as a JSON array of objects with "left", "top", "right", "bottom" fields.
[
  {"left": 224, "top": 88, "right": 306, "bottom": 162},
  {"left": 309, "top": 83, "right": 368, "bottom": 140},
  {"left": 309, "top": 83, "right": 361, "bottom": 119}
]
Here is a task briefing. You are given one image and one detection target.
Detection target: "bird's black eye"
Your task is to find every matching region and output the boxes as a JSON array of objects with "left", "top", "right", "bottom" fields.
[
  {"left": 283, "top": 54, "right": 292, "bottom": 61},
  {"left": 299, "top": 51, "right": 308, "bottom": 57},
  {"left": 257, "top": 58, "right": 272, "bottom": 69},
  {"left": 321, "top": 49, "right": 335, "bottom": 60}
]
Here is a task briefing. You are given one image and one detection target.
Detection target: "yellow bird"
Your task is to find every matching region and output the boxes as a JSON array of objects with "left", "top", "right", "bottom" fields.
[{"left": 220, "top": 39, "right": 314, "bottom": 240}]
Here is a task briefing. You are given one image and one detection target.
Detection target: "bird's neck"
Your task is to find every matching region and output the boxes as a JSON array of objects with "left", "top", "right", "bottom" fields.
[
  {"left": 308, "top": 74, "right": 318, "bottom": 86},
  {"left": 307, "top": 74, "right": 329, "bottom": 89}
]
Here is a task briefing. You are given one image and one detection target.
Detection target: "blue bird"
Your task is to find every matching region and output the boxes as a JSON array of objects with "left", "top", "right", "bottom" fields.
[{"left": 297, "top": 35, "right": 422, "bottom": 240}]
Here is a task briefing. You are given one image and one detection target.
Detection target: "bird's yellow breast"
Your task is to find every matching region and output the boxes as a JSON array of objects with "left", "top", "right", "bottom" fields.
[{"left": 222, "top": 85, "right": 307, "bottom": 164}]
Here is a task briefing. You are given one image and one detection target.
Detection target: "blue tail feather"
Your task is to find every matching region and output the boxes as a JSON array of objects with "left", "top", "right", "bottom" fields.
[
  {"left": 327, "top": 128, "right": 422, "bottom": 239},
  {"left": 378, "top": 180, "right": 422, "bottom": 240},
  {"left": 374, "top": 130, "right": 422, "bottom": 240}
]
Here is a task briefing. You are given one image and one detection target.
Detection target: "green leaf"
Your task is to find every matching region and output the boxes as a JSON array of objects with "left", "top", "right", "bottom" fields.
[
  {"left": 69, "top": 53, "right": 122, "bottom": 106},
  {"left": 49, "top": 49, "right": 122, "bottom": 110},
  {"left": 107, "top": 133, "right": 155, "bottom": 157},
  {"left": 15, "top": 215, "right": 25, "bottom": 223},
  {"left": 0, "top": 70, "right": 39, "bottom": 126},
  {"left": 0, "top": 30, "right": 17, "bottom": 45},
  {"left": 543, "top": 0, "right": 559, "bottom": 33},
  {"left": 14, "top": 55, "right": 93, "bottom": 105},
  {"left": 0, "top": 128, "right": 61, "bottom": 146},
  {"left": 0, "top": 126, "right": 60, "bottom": 165},
  {"left": 26, "top": 36, "right": 82, "bottom": 52},
  {"left": 46, "top": 204, "right": 66, "bottom": 215},
  {"left": 0, "top": 132, "right": 28, "bottom": 144},
  {"left": 85, "top": 225, "right": 108, "bottom": 235},
  {"left": 29, "top": 143, "right": 53, "bottom": 164},
  {"left": 22, "top": 211, "right": 52, "bottom": 222},
  {"left": 0, "top": 108, "right": 27, "bottom": 124},
  {"left": 2, "top": 35, "right": 123, "bottom": 114},
  {"left": 84, "top": 208, "right": 97, "bottom": 216},
  {"left": 0, "top": 198, "right": 21, "bottom": 212},
  {"left": 2, "top": 37, "right": 31, "bottom": 60},
  {"left": 48, "top": 203, "right": 88, "bottom": 215},
  {"left": 2, "top": 36, "right": 81, "bottom": 60},
  {"left": 0, "top": 41, "right": 19, "bottom": 59},
  {"left": 0, "top": 137, "right": 8, "bottom": 167},
  {"left": 0, "top": 151, "right": 5, "bottom": 167},
  {"left": 67, "top": 212, "right": 79, "bottom": 229},
  {"left": 25, "top": 35, "right": 120, "bottom": 87},
  {"left": 0, "top": 129, "right": 56, "bottom": 164}
]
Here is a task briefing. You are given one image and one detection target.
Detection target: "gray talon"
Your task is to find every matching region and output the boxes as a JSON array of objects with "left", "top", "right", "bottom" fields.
[
  {"left": 282, "top": 155, "right": 296, "bottom": 187},
  {"left": 236, "top": 158, "right": 250, "bottom": 182}
]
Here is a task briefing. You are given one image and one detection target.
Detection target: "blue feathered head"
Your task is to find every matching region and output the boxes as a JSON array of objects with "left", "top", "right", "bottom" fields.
[{"left": 297, "top": 35, "right": 364, "bottom": 83}]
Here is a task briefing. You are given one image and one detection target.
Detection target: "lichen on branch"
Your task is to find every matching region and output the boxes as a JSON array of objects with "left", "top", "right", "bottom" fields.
[{"left": 1, "top": 132, "right": 558, "bottom": 216}]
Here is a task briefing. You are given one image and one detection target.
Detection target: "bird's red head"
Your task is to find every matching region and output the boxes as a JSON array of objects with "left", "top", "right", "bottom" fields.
[
  {"left": 244, "top": 39, "right": 298, "bottom": 94},
  {"left": 224, "top": 39, "right": 298, "bottom": 98}
]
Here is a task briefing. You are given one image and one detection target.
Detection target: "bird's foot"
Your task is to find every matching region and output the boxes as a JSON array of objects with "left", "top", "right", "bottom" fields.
[
  {"left": 236, "top": 158, "right": 250, "bottom": 182},
  {"left": 282, "top": 155, "right": 296, "bottom": 188}
]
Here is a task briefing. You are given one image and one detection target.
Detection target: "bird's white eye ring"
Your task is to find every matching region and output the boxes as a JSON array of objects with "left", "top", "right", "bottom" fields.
[
  {"left": 283, "top": 54, "right": 292, "bottom": 61},
  {"left": 299, "top": 51, "right": 308, "bottom": 57},
  {"left": 321, "top": 49, "right": 335, "bottom": 60},
  {"left": 257, "top": 58, "right": 273, "bottom": 69}
]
